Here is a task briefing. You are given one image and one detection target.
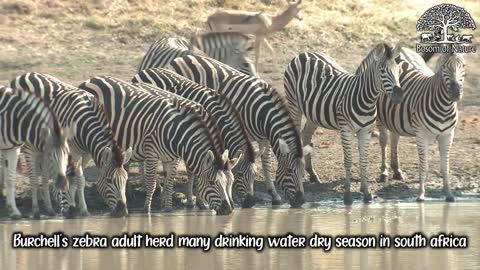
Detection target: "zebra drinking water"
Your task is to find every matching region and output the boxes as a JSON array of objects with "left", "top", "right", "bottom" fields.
[
  {"left": 170, "top": 55, "right": 311, "bottom": 207},
  {"left": 9, "top": 73, "right": 132, "bottom": 217},
  {"left": 79, "top": 76, "right": 235, "bottom": 214},
  {"left": 0, "top": 86, "right": 71, "bottom": 219},
  {"left": 132, "top": 68, "right": 259, "bottom": 208},
  {"left": 283, "top": 43, "right": 404, "bottom": 205}
]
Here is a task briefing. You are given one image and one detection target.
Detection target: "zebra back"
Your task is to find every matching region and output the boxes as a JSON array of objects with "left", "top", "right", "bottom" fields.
[{"left": 137, "top": 37, "right": 192, "bottom": 73}]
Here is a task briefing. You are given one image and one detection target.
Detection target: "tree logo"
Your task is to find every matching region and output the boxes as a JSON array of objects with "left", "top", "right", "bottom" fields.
[{"left": 416, "top": 4, "right": 476, "bottom": 53}]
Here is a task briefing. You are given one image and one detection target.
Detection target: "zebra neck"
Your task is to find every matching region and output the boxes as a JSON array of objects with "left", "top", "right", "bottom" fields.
[
  {"left": 355, "top": 67, "right": 381, "bottom": 107},
  {"left": 78, "top": 120, "right": 112, "bottom": 166},
  {"left": 430, "top": 71, "right": 457, "bottom": 109}
]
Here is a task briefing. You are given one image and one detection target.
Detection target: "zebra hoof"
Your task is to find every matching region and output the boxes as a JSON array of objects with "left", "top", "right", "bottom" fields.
[
  {"left": 163, "top": 207, "right": 173, "bottom": 213},
  {"left": 344, "top": 192, "right": 353, "bottom": 206},
  {"left": 33, "top": 212, "right": 41, "bottom": 220},
  {"left": 392, "top": 171, "right": 405, "bottom": 181},
  {"left": 363, "top": 193, "right": 373, "bottom": 204},
  {"left": 241, "top": 194, "right": 256, "bottom": 208},
  {"left": 143, "top": 206, "right": 151, "bottom": 214},
  {"left": 64, "top": 207, "right": 79, "bottom": 219},
  {"left": 186, "top": 203, "right": 195, "bottom": 209},
  {"left": 379, "top": 174, "right": 389, "bottom": 183},
  {"left": 78, "top": 210, "right": 90, "bottom": 217},
  {"left": 46, "top": 210, "right": 56, "bottom": 217},
  {"left": 446, "top": 196, "right": 456, "bottom": 202},
  {"left": 416, "top": 197, "right": 425, "bottom": 203}
]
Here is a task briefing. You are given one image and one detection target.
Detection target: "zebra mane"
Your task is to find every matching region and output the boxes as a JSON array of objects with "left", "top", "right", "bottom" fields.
[
  {"left": 354, "top": 42, "right": 392, "bottom": 75},
  {"left": 255, "top": 78, "right": 303, "bottom": 158},
  {"left": 170, "top": 96, "right": 227, "bottom": 170}
]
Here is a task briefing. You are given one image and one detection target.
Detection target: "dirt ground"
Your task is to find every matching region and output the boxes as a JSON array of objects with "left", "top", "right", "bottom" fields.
[{"left": 0, "top": 0, "right": 479, "bottom": 218}]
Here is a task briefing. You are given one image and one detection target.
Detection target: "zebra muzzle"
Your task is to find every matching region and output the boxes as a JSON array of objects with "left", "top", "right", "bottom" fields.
[
  {"left": 449, "top": 83, "right": 461, "bottom": 101},
  {"left": 241, "top": 193, "right": 256, "bottom": 208},
  {"left": 289, "top": 191, "right": 305, "bottom": 208},
  {"left": 111, "top": 200, "right": 128, "bottom": 217},
  {"left": 216, "top": 200, "right": 233, "bottom": 215}
]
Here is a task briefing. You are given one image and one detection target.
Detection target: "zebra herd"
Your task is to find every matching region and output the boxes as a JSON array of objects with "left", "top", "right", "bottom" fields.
[{"left": 0, "top": 31, "right": 466, "bottom": 219}]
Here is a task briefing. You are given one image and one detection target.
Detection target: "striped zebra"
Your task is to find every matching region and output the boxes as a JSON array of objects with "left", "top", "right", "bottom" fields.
[
  {"left": 78, "top": 76, "right": 234, "bottom": 214},
  {"left": 137, "top": 32, "right": 256, "bottom": 76},
  {"left": 132, "top": 68, "right": 259, "bottom": 208},
  {"left": 283, "top": 43, "right": 404, "bottom": 205},
  {"left": 373, "top": 49, "right": 465, "bottom": 202},
  {"left": 0, "top": 86, "right": 71, "bottom": 219},
  {"left": 170, "top": 55, "right": 311, "bottom": 207},
  {"left": 9, "top": 73, "right": 132, "bottom": 217}
]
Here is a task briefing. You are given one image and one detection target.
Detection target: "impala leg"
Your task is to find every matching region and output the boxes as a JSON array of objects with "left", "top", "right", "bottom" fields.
[
  {"left": 260, "top": 142, "right": 282, "bottom": 205},
  {"left": 161, "top": 160, "right": 178, "bottom": 212},
  {"left": 358, "top": 129, "right": 373, "bottom": 203},
  {"left": 254, "top": 37, "right": 262, "bottom": 69},
  {"left": 302, "top": 121, "right": 320, "bottom": 184},
  {"left": 340, "top": 129, "right": 354, "bottom": 205},
  {"left": 3, "top": 148, "right": 21, "bottom": 219},
  {"left": 378, "top": 122, "right": 389, "bottom": 183},
  {"left": 390, "top": 132, "right": 405, "bottom": 180},
  {"left": 415, "top": 134, "right": 430, "bottom": 202},
  {"left": 438, "top": 132, "right": 455, "bottom": 202}
]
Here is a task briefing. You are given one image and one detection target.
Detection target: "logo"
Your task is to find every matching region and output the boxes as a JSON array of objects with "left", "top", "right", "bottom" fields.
[{"left": 416, "top": 4, "right": 476, "bottom": 53}]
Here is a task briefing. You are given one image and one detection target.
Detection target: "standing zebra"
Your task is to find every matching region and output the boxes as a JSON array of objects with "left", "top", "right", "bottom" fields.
[
  {"left": 375, "top": 50, "right": 465, "bottom": 202},
  {"left": 132, "top": 68, "right": 259, "bottom": 208},
  {"left": 137, "top": 32, "right": 256, "bottom": 76},
  {"left": 0, "top": 86, "right": 71, "bottom": 219},
  {"left": 9, "top": 73, "right": 132, "bottom": 217},
  {"left": 78, "top": 76, "right": 234, "bottom": 214},
  {"left": 170, "top": 55, "right": 311, "bottom": 207},
  {"left": 283, "top": 43, "right": 404, "bottom": 205}
]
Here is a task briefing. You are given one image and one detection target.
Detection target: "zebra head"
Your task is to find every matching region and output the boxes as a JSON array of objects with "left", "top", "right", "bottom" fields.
[
  {"left": 197, "top": 150, "right": 233, "bottom": 215},
  {"left": 41, "top": 123, "right": 75, "bottom": 193},
  {"left": 373, "top": 43, "right": 403, "bottom": 104},
  {"left": 232, "top": 149, "right": 261, "bottom": 208},
  {"left": 275, "top": 138, "right": 312, "bottom": 207},
  {"left": 437, "top": 51, "right": 465, "bottom": 102},
  {"left": 96, "top": 144, "right": 132, "bottom": 217}
]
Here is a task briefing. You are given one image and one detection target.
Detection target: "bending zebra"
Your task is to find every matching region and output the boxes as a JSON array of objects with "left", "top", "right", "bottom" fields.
[
  {"left": 137, "top": 32, "right": 256, "bottom": 76},
  {"left": 78, "top": 76, "right": 235, "bottom": 214},
  {"left": 170, "top": 55, "right": 311, "bottom": 207},
  {"left": 0, "top": 86, "right": 71, "bottom": 219},
  {"left": 132, "top": 68, "right": 259, "bottom": 208},
  {"left": 9, "top": 73, "right": 132, "bottom": 217},
  {"left": 283, "top": 43, "right": 403, "bottom": 205},
  {"left": 374, "top": 49, "right": 465, "bottom": 202}
]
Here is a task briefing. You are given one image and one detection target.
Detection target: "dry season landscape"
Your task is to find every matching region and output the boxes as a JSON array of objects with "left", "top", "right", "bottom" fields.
[{"left": 0, "top": 0, "right": 479, "bottom": 216}]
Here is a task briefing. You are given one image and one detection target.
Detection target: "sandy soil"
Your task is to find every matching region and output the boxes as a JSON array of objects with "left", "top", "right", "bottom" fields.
[{"left": 0, "top": 0, "right": 479, "bottom": 218}]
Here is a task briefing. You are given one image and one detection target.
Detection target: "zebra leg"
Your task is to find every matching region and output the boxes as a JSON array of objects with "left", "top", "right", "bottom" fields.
[
  {"left": 28, "top": 156, "right": 42, "bottom": 219},
  {"left": 357, "top": 129, "right": 373, "bottom": 203},
  {"left": 415, "top": 134, "right": 431, "bottom": 202},
  {"left": 0, "top": 153, "right": 3, "bottom": 201},
  {"left": 3, "top": 148, "right": 21, "bottom": 219},
  {"left": 40, "top": 174, "right": 56, "bottom": 216},
  {"left": 390, "top": 132, "right": 406, "bottom": 180},
  {"left": 302, "top": 121, "right": 320, "bottom": 184},
  {"left": 186, "top": 171, "right": 195, "bottom": 209},
  {"left": 438, "top": 133, "right": 455, "bottom": 202},
  {"left": 378, "top": 123, "right": 389, "bottom": 183},
  {"left": 260, "top": 141, "right": 282, "bottom": 205},
  {"left": 161, "top": 160, "right": 178, "bottom": 212},
  {"left": 143, "top": 158, "right": 158, "bottom": 213},
  {"left": 340, "top": 129, "right": 354, "bottom": 205}
]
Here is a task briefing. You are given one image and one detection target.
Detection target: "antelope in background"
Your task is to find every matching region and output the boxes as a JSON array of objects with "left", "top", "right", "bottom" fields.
[{"left": 206, "top": 0, "right": 302, "bottom": 68}]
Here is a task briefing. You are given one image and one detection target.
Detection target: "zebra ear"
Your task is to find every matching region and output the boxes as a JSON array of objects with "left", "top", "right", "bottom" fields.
[
  {"left": 279, "top": 138, "right": 291, "bottom": 155},
  {"left": 203, "top": 150, "right": 215, "bottom": 169},
  {"left": 392, "top": 45, "right": 402, "bottom": 59},
  {"left": 303, "top": 144, "right": 312, "bottom": 156},
  {"left": 374, "top": 44, "right": 386, "bottom": 61},
  {"left": 123, "top": 147, "right": 133, "bottom": 164},
  {"left": 229, "top": 150, "right": 243, "bottom": 168},
  {"left": 221, "top": 150, "right": 229, "bottom": 164},
  {"left": 40, "top": 126, "right": 52, "bottom": 140},
  {"left": 100, "top": 147, "right": 113, "bottom": 167}
]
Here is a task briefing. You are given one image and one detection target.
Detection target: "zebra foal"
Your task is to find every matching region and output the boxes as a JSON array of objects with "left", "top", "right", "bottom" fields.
[
  {"left": 284, "top": 43, "right": 404, "bottom": 205},
  {"left": 79, "top": 76, "right": 235, "bottom": 214},
  {"left": 0, "top": 86, "right": 71, "bottom": 219}
]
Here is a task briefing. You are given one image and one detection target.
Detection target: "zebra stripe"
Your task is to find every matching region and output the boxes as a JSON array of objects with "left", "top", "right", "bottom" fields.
[
  {"left": 132, "top": 68, "right": 258, "bottom": 208},
  {"left": 283, "top": 43, "right": 403, "bottom": 205},
  {"left": 137, "top": 32, "right": 256, "bottom": 76},
  {"left": 170, "top": 55, "right": 310, "bottom": 207},
  {"left": 376, "top": 49, "right": 465, "bottom": 202},
  {"left": 78, "top": 76, "right": 234, "bottom": 214},
  {"left": 0, "top": 86, "right": 70, "bottom": 219},
  {"left": 9, "top": 72, "right": 131, "bottom": 217}
]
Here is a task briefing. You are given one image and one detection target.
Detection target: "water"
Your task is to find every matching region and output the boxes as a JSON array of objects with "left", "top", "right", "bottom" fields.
[{"left": 0, "top": 201, "right": 478, "bottom": 270}]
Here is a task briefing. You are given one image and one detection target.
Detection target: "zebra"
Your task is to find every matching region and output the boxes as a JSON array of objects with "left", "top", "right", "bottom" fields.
[
  {"left": 170, "top": 55, "right": 312, "bottom": 207},
  {"left": 132, "top": 68, "right": 259, "bottom": 208},
  {"left": 373, "top": 49, "right": 465, "bottom": 202},
  {"left": 9, "top": 73, "right": 132, "bottom": 217},
  {"left": 78, "top": 76, "right": 235, "bottom": 214},
  {"left": 0, "top": 86, "right": 71, "bottom": 219},
  {"left": 137, "top": 32, "right": 256, "bottom": 76},
  {"left": 283, "top": 43, "right": 404, "bottom": 205}
]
